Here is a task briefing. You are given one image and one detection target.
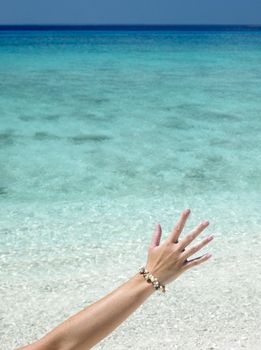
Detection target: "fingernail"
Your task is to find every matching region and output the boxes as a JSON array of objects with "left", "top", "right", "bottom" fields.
[
  {"left": 185, "top": 208, "right": 190, "bottom": 214},
  {"left": 206, "top": 253, "right": 212, "bottom": 258},
  {"left": 203, "top": 220, "right": 209, "bottom": 226},
  {"left": 208, "top": 235, "right": 214, "bottom": 241}
]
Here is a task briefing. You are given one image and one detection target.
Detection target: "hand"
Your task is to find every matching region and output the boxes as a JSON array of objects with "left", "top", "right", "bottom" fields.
[{"left": 145, "top": 209, "right": 213, "bottom": 286}]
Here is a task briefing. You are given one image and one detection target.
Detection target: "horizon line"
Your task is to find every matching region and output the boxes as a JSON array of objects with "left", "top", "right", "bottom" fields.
[
  {"left": 0, "top": 23, "right": 260, "bottom": 26},
  {"left": 0, "top": 24, "right": 261, "bottom": 31}
]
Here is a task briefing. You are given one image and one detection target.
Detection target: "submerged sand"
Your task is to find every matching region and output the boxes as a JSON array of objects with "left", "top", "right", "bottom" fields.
[{"left": 1, "top": 229, "right": 260, "bottom": 350}]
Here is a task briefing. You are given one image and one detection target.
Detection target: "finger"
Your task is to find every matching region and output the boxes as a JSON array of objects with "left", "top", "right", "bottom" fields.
[
  {"left": 181, "top": 235, "right": 214, "bottom": 260},
  {"left": 150, "top": 223, "right": 162, "bottom": 248},
  {"left": 178, "top": 220, "right": 209, "bottom": 250},
  {"left": 182, "top": 252, "right": 212, "bottom": 271},
  {"left": 167, "top": 208, "right": 190, "bottom": 243}
]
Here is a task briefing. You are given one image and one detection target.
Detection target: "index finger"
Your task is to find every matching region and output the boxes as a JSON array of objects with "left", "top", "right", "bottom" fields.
[{"left": 167, "top": 208, "right": 190, "bottom": 243}]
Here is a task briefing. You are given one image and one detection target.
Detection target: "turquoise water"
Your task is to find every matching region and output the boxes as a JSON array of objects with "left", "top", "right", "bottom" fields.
[
  {"left": 1, "top": 30, "right": 261, "bottom": 214},
  {"left": 1, "top": 30, "right": 261, "bottom": 248},
  {"left": 1, "top": 30, "right": 261, "bottom": 256},
  {"left": 1, "top": 30, "right": 261, "bottom": 249},
  {"left": 1, "top": 29, "right": 261, "bottom": 349}
]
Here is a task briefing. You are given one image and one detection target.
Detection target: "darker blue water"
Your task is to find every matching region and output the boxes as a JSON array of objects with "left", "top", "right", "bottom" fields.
[{"left": 1, "top": 25, "right": 261, "bottom": 31}]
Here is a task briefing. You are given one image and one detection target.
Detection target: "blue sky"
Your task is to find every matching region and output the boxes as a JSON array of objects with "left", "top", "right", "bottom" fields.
[{"left": 0, "top": 0, "right": 260, "bottom": 25}]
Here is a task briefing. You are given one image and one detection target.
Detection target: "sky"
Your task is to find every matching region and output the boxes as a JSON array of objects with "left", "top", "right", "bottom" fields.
[{"left": 0, "top": 0, "right": 260, "bottom": 25}]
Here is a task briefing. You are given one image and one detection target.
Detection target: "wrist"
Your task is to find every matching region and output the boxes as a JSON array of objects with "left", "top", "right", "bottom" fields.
[
  {"left": 132, "top": 272, "right": 156, "bottom": 296},
  {"left": 139, "top": 266, "right": 166, "bottom": 293}
]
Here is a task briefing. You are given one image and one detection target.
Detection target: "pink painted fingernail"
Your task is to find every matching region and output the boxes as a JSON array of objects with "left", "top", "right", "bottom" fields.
[
  {"left": 185, "top": 208, "right": 190, "bottom": 214},
  {"left": 203, "top": 220, "right": 209, "bottom": 226},
  {"left": 206, "top": 253, "right": 212, "bottom": 258},
  {"left": 208, "top": 235, "right": 214, "bottom": 241}
]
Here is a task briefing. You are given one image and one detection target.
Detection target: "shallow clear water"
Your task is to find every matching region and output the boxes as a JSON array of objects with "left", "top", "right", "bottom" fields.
[
  {"left": 1, "top": 30, "right": 261, "bottom": 200},
  {"left": 1, "top": 30, "right": 261, "bottom": 239},
  {"left": 0, "top": 30, "right": 261, "bottom": 349}
]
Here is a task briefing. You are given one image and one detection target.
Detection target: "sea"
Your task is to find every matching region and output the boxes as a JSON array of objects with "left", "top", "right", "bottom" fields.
[{"left": 0, "top": 26, "right": 261, "bottom": 349}]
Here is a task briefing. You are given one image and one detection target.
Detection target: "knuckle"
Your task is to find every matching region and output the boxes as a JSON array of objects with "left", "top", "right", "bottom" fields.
[
  {"left": 202, "top": 240, "right": 207, "bottom": 247},
  {"left": 197, "top": 241, "right": 203, "bottom": 248},
  {"left": 175, "top": 223, "right": 181, "bottom": 232},
  {"left": 187, "top": 233, "right": 194, "bottom": 241},
  {"left": 165, "top": 242, "right": 174, "bottom": 252},
  {"left": 176, "top": 242, "right": 184, "bottom": 251},
  {"left": 165, "top": 239, "right": 172, "bottom": 247},
  {"left": 171, "top": 245, "right": 179, "bottom": 254},
  {"left": 191, "top": 246, "right": 198, "bottom": 253}
]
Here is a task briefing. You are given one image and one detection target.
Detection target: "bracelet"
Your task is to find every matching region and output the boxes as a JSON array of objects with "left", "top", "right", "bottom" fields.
[{"left": 139, "top": 266, "right": 166, "bottom": 293}]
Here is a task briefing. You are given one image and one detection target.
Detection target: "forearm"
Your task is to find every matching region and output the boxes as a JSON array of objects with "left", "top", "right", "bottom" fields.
[
  {"left": 21, "top": 272, "right": 155, "bottom": 350},
  {"left": 18, "top": 209, "right": 213, "bottom": 350}
]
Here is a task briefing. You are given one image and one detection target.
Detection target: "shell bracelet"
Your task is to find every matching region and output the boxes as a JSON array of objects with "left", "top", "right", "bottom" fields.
[{"left": 139, "top": 266, "right": 166, "bottom": 293}]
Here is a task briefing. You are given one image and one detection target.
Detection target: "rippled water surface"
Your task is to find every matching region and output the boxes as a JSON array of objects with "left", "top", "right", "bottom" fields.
[{"left": 0, "top": 29, "right": 261, "bottom": 349}]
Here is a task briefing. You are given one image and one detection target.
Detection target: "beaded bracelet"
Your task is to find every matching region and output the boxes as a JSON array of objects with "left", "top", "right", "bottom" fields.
[{"left": 139, "top": 266, "right": 166, "bottom": 293}]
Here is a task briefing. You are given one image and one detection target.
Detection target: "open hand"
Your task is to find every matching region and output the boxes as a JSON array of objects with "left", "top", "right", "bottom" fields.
[{"left": 145, "top": 209, "right": 213, "bottom": 286}]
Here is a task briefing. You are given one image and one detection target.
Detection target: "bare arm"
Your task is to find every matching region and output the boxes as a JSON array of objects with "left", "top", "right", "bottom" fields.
[
  {"left": 18, "top": 209, "right": 213, "bottom": 350},
  {"left": 19, "top": 273, "right": 155, "bottom": 350}
]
